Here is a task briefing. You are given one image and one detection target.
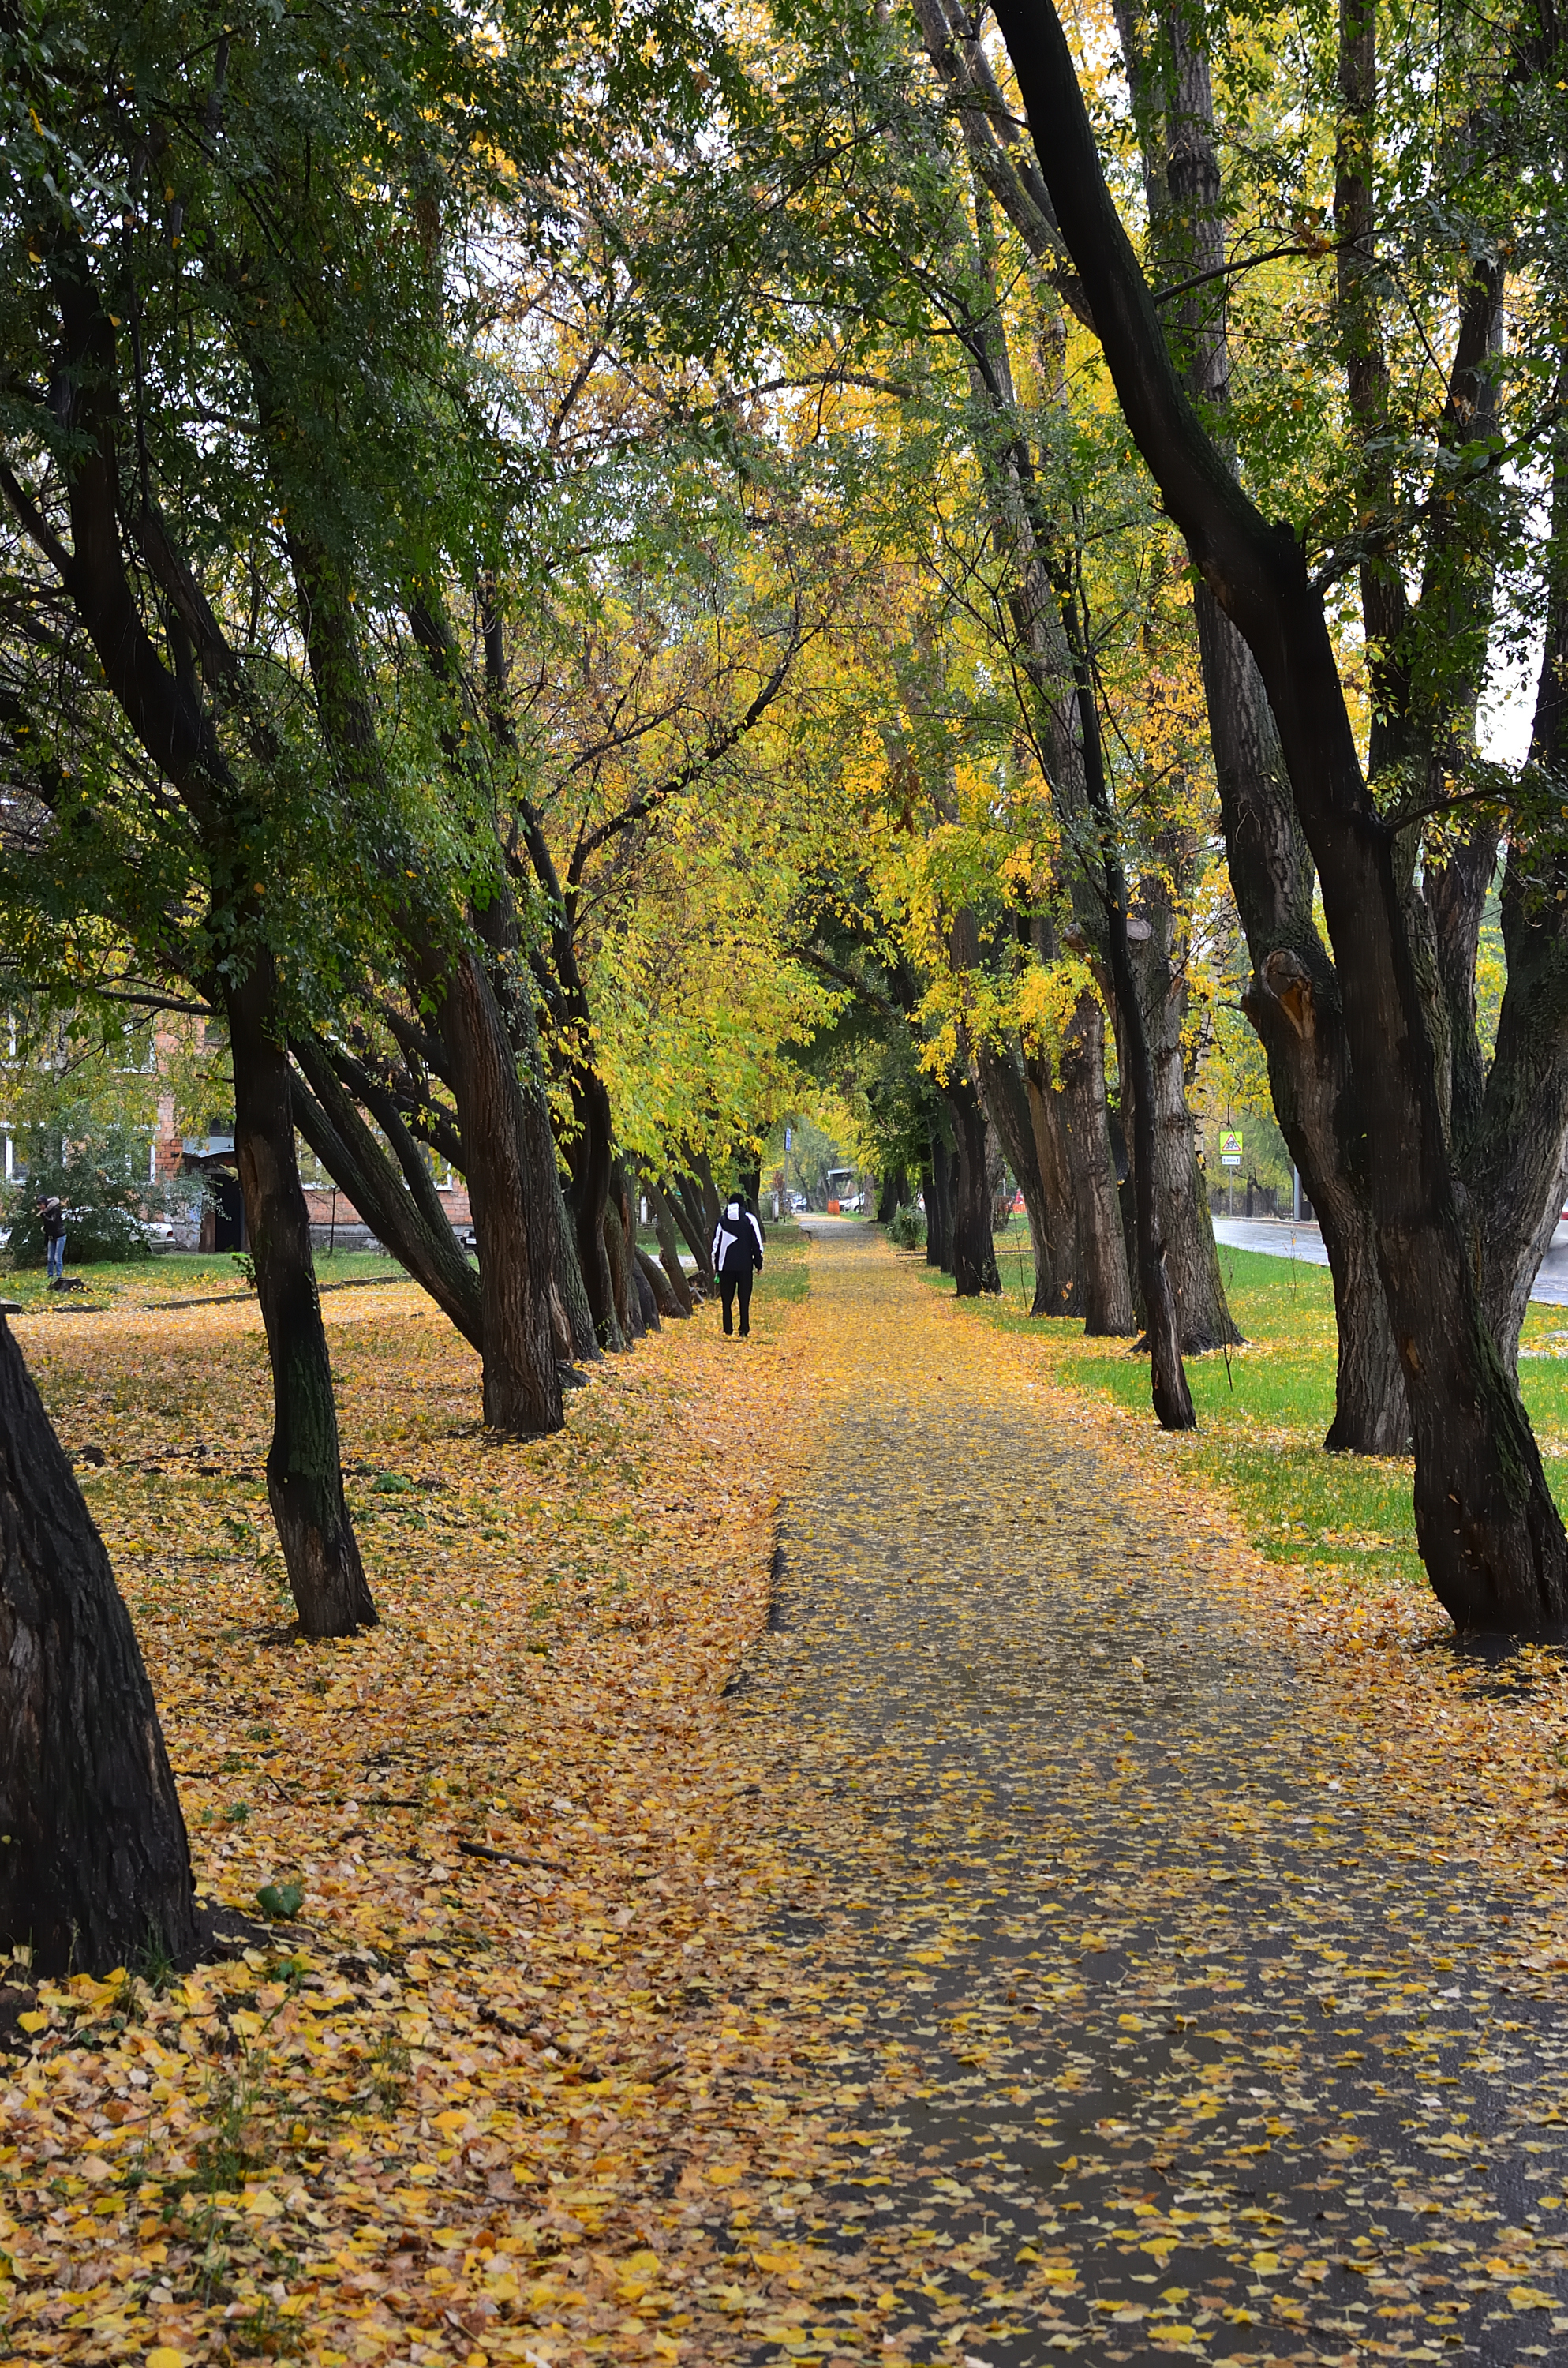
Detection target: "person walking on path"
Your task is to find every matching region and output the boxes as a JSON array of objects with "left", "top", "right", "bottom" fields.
[
  {"left": 710, "top": 1191, "right": 764, "bottom": 1338},
  {"left": 38, "top": 1194, "right": 65, "bottom": 1285}
]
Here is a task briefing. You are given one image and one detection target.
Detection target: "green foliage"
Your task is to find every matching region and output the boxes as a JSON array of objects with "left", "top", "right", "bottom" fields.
[
  {"left": 2, "top": 1107, "right": 162, "bottom": 1265},
  {"left": 885, "top": 1201, "right": 926, "bottom": 1250},
  {"left": 255, "top": 1882, "right": 305, "bottom": 1923}
]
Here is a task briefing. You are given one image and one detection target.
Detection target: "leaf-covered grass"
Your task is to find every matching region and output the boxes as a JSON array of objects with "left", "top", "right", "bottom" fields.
[
  {"left": 919, "top": 1226, "right": 1568, "bottom": 1606},
  {"left": 755, "top": 1220, "right": 810, "bottom": 1308},
  {"left": 0, "top": 1246, "right": 405, "bottom": 1310}
]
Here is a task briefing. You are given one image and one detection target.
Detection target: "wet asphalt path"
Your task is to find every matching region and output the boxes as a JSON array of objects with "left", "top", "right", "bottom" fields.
[{"left": 730, "top": 1227, "right": 1568, "bottom": 2366}]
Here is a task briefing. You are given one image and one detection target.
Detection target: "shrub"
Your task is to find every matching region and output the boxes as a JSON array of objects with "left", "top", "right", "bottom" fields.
[
  {"left": 885, "top": 1201, "right": 926, "bottom": 1250},
  {"left": 3, "top": 1115, "right": 164, "bottom": 1264}
]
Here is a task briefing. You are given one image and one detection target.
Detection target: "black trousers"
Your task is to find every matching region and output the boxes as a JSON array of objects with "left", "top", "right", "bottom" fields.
[{"left": 720, "top": 1266, "right": 754, "bottom": 1336}]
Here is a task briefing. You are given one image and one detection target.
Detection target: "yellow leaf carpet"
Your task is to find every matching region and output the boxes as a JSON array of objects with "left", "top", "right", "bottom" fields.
[{"left": 1, "top": 1224, "right": 1566, "bottom": 2365}]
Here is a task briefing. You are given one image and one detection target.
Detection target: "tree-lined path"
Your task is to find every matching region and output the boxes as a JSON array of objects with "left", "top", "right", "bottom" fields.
[{"left": 732, "top": 1225, "right": 1568, "bottom": 2364}]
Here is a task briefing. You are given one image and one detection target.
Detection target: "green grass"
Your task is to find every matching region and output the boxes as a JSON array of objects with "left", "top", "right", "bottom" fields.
[
  {"left": 756, "top": 1221, "right": 810, "bottom": 1310},
  {"left": 0, "top": 1246, "right": 410, "bottom": 1311},
  {"left": 919, "top": 1223, "right": 1568, "bottom": 1606}
]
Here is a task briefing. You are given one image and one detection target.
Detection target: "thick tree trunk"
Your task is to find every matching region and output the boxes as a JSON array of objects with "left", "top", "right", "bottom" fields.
[
  {"left": 1243, "top": 950, "right": 1410, "bottom": 1448},
  {"left": 603, "top": 1195, "right": 638, "bottom": 1342},
  {"left": 0, "top": 1318, "right": 200, "bottom": 1975},
  {"left": 994, "top": 0, "right": 1568, "bottom": 1624},
  {"left": 567, "top": 1066, "right": 620, "bottom": 1348},
  {"left": 1057, "top": 991, "right": 1137, "bottom": 1335},
  {"left": 605, "top": 1160, "right": 646, "bottom": 1342},
  {"left": 1022, "top": 1050, "right": 1083, "bottom": 1314},
  {"left": 975, "top": 1039, "right": 1057, "bottom": 1312},
  {"left": 646, "top": 1184, "right": 696, "bottom": 1312},
  {"left": 944, "top": 1070, "right": 1002, "bottom": 1295},
  {"left": 436, "top": 951, "right": 563, "bottom": 1436},
  {"left": 227, "top": 961, "right": 376, "bottom": 1635}
]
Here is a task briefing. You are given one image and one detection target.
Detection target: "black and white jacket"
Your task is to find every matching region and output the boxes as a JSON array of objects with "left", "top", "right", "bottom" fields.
[{"left": 711, "top": 1198, "right": 765, "bottom": 1277}]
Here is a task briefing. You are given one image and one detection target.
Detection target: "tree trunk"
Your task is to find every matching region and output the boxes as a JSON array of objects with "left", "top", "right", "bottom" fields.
[
  {"left": 877, "top": 1166, "right": 910, "bottom": 1221},
  {"left": 567, "top": 1064, "right": 620, "bottom": 1348},
  {"left": 1057, "top": 991, "right": 1138, "bottom": 1335},
  {"left": 994, "top": 0, "right": 1568, "bottom": 1625},
  {"left": 608, "top": 1159, "right": 646, "bottom": 1342},
  {"left": 646, "top": 1183, "right": 696, "bottom": 1312},
  {"left": 227, "top": 960, "right": 376, "bottom": 1635},
  {"left": 944, "top": 1070, "right": 1002, "bottom": 1295},
  {"left": 603, "top": 1193, "right": 639, "bottom": 1342},
  {"left": 665, "top": 1175, "right": 716, "bottom": 1289},
  {"left": 928, "top": 1135, "right": 956, "bottom": 1271},
  {"left": 976, "top": 1039, "right": 1057, "bottom": 1312},
  {"left": 693, "top": 1152, "right": 724, "bottom": 1242},
  {"left": 0, "top": 1317, "right": 200, "bottom": 1976},
  {"left": 1465, "top": 392, "right": 1568, "bottom": 1377},
  {"left": 436, "top": 951, "right": 563, "bottom": 1436},
  {"left": 1243, "top": 950, "right": 1410, "bottom": 1448},
  {"left": 1076, "top": 789, "right": 1194, "bottom": 1424},
  {"left": 1088, "top": 0, "right": 1410, "bottom": 1448},
  {"left": 1122, "top": 883, "right": 1241, "bottom": 1351},
  {"left": 1023, "top": 1049, "right": 1083, "bottom": 1314},
  {"left": 289, "top": 1036, "right": 485, "bottom": 1352},
  {"left": 637, "top": 1242, "right": 686, "bottom": 1319}
]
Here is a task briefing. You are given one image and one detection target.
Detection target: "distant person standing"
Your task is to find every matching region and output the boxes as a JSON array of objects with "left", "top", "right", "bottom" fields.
[
  {"left": 710, "top": 1191, "right": 764, "bottom": 1339},
  {"left": 38, "top": 1193, "right": 65, "bottom": 1284}
]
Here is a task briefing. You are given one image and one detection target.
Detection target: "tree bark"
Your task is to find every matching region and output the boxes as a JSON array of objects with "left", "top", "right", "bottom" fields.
[
  {"left": 927, "top": 1134, "right": 956, "bottom": 1271},
  {"left": 0, "top": 1318, "right": 200, "bottom": 1976},
  {"left": 1057, "top": 991, "right": 1138, "bottom": 1334},
  {"left": 1244, "top": 951, "right": 1409, "bottom": 1448},
  {"left": 693, "top": 1153, "right": 724, "bottom": 1243},
  {"left": 603, "top": 1194, "right": 638, "bottom": 1342},
  {"left": 1069, "top": 669, "right": 1195, "bottom": 1422},
  {"left": 976, "top": 1038, "right": 1057, "bottom": 1311},
  {"left": 646, "top": 1183, "right": 696, "bottom": 1312},
  {"left": 1022, "top": 1050, "right": 1083, "bottom": 1313},
  {"left": 943, "top": 1068, "right": 1002, "bottom": 1295},
  {"left": 1111, "top": 0, "right": 1401, "bottom": 1437},
  {"left": 1121, "top": 879, "right": 1241, "bottom": 1351},
  {"left": 288, "top": 1036, "right": 484, "bottom": 1352},
  {"left": 227, "top": 959, "right": 376, "bottom": 1635},
  {"left": 567, "top": 1066, "right": 621, "bottom": 1347},
  {"left": 637, "top": 1242, "right": 686, "bottom": 1319},
  {"left": 606, "top": 1159, "right": 646, "bottom": 1342},
  {"left": 665, "top": 1175, "right": 716, "bottom": 1288},
  {"left": 994, "top": 0, "right": 1568, "bottom": 1627},
  {"left": 436, "top": 951, "right": 563, "bottom": 1435}
]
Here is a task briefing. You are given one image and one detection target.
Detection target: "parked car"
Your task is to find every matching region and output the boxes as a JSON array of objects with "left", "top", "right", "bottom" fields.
[
  {"left": 138, "top": 1218, "right": 177, "bottom": 1246},
  {"left": 788, "top": 1192, "right": 809, "bottom": 1214}
]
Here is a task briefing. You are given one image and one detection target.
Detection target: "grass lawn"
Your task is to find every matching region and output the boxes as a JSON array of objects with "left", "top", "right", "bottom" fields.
[
  {"left": 920, "top": 1221, "right": 1568, "bottom": 1609},
  {"left": 0, "top": 1245, "right": 404, "bottom": 1312},
  {"left": 755, "top": 1218, "right": 810, "bottom": 1310}
]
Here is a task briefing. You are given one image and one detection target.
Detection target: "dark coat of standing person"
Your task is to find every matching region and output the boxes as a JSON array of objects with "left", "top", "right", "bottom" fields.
[
  {"left": 37, "top": 1194, "right": 65, "bottom": 1284},
  {"left": 711, "top": 1193, "right": 764, "bottom": 1338}
]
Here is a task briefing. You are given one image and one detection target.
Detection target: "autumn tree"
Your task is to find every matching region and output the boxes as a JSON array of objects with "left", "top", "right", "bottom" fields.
[{"left": 989, "top": 0, "right": 1568, "bottom": 1633}]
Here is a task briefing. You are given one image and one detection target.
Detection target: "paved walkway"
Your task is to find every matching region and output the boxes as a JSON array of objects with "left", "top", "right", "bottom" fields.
[
  {"left": 1213, "top": 1215, "right": 1568, "bottom": 1309},
  {"left": 734, "top": 1227, "right": 1568, "bottom": 2365}
]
